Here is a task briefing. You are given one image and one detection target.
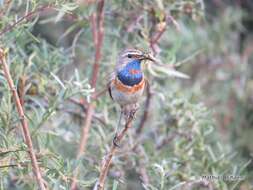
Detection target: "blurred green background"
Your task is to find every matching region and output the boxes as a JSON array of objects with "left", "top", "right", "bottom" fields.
[{"left": 0, "top": 0, "right": 253, "bottom": 189}]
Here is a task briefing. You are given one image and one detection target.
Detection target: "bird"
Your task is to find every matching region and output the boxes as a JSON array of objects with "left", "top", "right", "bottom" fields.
[{"left": 108, "top": 48, "right": 156, "bottom": 146}]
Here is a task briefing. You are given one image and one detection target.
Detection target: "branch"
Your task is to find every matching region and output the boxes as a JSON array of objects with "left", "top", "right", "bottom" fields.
[
  {"left": 134, "top": 83, "right": 152, "bottom": 186},
  {"left": 95, "top": 117, "right": 135, "bottom": 190},
  {"left": 137, "top": 14, "right": 181, "bottom": 135},
  {"left": 136, "top": 80, "right": 152, "bottom": 134},
  {"left": 0, "top": 49, "right": 46, "bottom": 190},
  {"left": 0, "top": 5, "right": 52, "bottom": 36},
  {"left": 137, "top": 17, "right": 168, "bottom": 135},
  {"left": 70, "top": 0, "right": 105, "bottom": 189},
  {"left": 150, "top": 26, "right": 166, "bottom": 48},
  {"left": 0, "top": 4, "right": 80, "bottom": 37},
  {"left": 156, "top": 131, "right": 193, "bottom": 150},
  {"left": 0, "top": 0, "right": 11, "bottom": 17},
  {"left": 90, "top": 0, "right": 105, "bottom": 87},
  {"left": 149, "top": 23, "right": 166, "bottom": 55},
  {"left": 133, "top": 144, "right": 149, "bottom": 186},
  {"left": 149, "top": 14, "right": 180, "bottom": 55},
  {"left": 182, "top": 179, "right": 214, "bottom": 190}
]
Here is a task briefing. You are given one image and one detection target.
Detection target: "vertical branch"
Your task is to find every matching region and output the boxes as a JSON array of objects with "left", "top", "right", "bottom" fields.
[
  {"left": 134, "top": 145, "right": 149, "bottom": 185},
  {"left": 133, "top": 13, "right": 179, "bottom": 187},
  {"left": 0, "top": 0, "right": 11, "bottom": 17},
  {"left": 133, "top": 83, "right": 152, "bottom": 187},
  {"left": 136, "top": 80, "right": 152, "bottom": 134},
  {"left": 138, "top": 14, "right": 180, "bottom": 134},
  {"left": 137, "top": 18, "right": 167, "bottom": 135},
  {"left": 70, "top": 0, "right": 105, "bottom": 189},
  {"left": 90, "top": 0, "right": 105, "bottom": 87},
  {"left": 0, "top": 50, "right": 46, "bottom": 190},
  {"left": 96, "top": 117, "right": 134, "bottom": 190},
  {"left": 149, "top": 27, "right": 166, "bottom": 55},
  {"left": 76, "top": 104, "right": 95, "bottom": 159}
]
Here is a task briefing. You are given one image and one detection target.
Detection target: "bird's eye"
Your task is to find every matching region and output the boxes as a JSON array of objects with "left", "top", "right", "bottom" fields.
[{"left": 127, "top": 54, "right": 132, "bottom": 58}]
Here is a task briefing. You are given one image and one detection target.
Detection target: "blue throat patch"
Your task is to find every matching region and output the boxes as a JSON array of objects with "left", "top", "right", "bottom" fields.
[{"left": 117, "top": 59, "right": 143, "bottom": 86}]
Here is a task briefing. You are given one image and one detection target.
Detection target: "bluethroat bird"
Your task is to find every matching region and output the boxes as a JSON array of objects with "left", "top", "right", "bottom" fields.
[{"left": 108, "top": 48, "right": 156, "bottom": 146}]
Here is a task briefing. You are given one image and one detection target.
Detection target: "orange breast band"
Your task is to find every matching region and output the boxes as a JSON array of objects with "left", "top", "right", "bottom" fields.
[{"left": 114, "top": 77, "right": 145, "bottom": 94}]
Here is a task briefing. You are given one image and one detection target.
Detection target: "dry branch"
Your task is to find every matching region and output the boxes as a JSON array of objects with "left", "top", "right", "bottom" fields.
[
  {"left": 132, "top": 13, "right": 173, "bottom": 187},
  {"left": 182, "top": 179, "right": 214, "bottom": 190},
  {"left": 136, "top": 81, "right": 152, "bottom": 134},
  {"left": 0, "top": 49, "right": 46, "bottom": 190},
  {"left": 70, "top": 0, "right": 105, "bottom": 189},
  {"left": 96, "top": 117, "right": 134, "bottom": 190}
]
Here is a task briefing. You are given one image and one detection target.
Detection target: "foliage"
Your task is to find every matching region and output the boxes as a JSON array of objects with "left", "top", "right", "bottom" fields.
[{"left": 0, "top": 0, "right": 252, "bottom": 189}]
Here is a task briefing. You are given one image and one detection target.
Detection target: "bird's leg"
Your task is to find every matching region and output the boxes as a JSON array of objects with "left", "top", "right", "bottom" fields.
[
  {"left": 113, "top": 104, "right": 139, "bottom": 147},
  {"left": 113, "top": 109, "right": 123, "bottom": 147},
  {"left": 128, "top": 103, "right": 139, "bottom": 120}
]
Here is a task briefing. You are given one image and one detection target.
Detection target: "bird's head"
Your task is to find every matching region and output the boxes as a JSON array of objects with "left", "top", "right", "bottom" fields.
[
  {"left": 115, "top": 48, "right": 157, "bottom": 86},
  {"left": 116, "top": 48, "right": 156, "bottom": 71}
]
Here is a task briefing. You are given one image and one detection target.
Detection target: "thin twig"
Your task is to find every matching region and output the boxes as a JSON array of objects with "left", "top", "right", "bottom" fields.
[
  {"left": 70, "top": 104, "right": 95, "bottom": 190},
  {"left": 156, "top": 131, "right": 193, "bottom": 150},
  {"left": 133, "top": 144, "right": 149, "bottom": 186},
  {"left": 149, "top": 25, "right": 166, "bottom": 55},
  {"left": 96, "top": 117, "right": 135, "bottom": 190},
  {"left": 0, "top": 49, "right": 46, "bottom": 190},
  {"left": 136, "top": 81, "right": 152, "bottom": 134},
  {"left": 78, "top": 0, "right": 104, "bottom": 156},
  {"left": 132, "top": 14, "right": 172, "bottom": 186},
  {"left": 136, "top": 14, "right": 179, "bottom": 135},
  {"left": 136, "top": 16, "right": 168, "bottom": 135},
  {"left": 150, "top": 27, "right": 166, "bottom": 48},
  {"left": 0, "top": 5, "right": 52, "bottom": 36},
  {"left": 134, "top": 102, "right": 152, "bottom": 187},
  {"left": 57, "top": 106, "right": 107, "bottom": 126},
  {"left": 0, "top": 0, "right": 11, "bottom": 17},
  {"left": 182, "top": 179, "right": 214, "bottom": 190},
  {"left": 149, "top": 14, "right": 180, "bottom": 55},
  {"left": 70, "top": 0, "right": 105, "bottom": 189}
]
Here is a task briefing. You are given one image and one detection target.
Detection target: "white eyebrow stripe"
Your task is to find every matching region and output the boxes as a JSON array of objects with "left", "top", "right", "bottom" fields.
[{"left": 122, "top": 51, "right": 143, "bottom": 57}]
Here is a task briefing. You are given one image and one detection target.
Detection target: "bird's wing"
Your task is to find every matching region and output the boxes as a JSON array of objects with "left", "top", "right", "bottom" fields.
[
  {"left": 93, "top": 71, "right": 115, "bottom": 100},
  {"left": 107, "top": 80, "right": 113, "bottom": 100}
]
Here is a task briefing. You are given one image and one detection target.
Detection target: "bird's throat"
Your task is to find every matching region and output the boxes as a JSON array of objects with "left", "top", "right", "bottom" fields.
[{"left": 117, "top": 59, "right": 143, "bottom": 86}]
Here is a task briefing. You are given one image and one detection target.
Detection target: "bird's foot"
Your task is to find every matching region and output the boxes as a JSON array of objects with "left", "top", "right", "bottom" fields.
[
  {"left": 128, "top": 110, "right": 136, "bottom": 120},
  {"left": 122, "top": 103, "right": 139, "bottom": 121},
  {"left": 128, "top": 107, "right": 138, "bottom": 120},
  {"left": 113, "top": 134, "right": 120, "bottom": 147}
]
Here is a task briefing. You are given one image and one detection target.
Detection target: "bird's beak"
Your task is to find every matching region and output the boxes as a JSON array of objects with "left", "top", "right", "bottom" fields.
[{"left": 143, "top": 53, "right": 159, "bottom": 63}]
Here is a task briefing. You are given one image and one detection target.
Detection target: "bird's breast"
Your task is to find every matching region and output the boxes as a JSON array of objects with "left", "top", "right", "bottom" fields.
[
  {"left": 117, "top": 70, "right": 143, "bottom": 86},
  {"left": 109, "top": 77, "right": 145, "bottom": 106},
  {"left": 114, "top": 76, "right": 145, "bottom": 93}
]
